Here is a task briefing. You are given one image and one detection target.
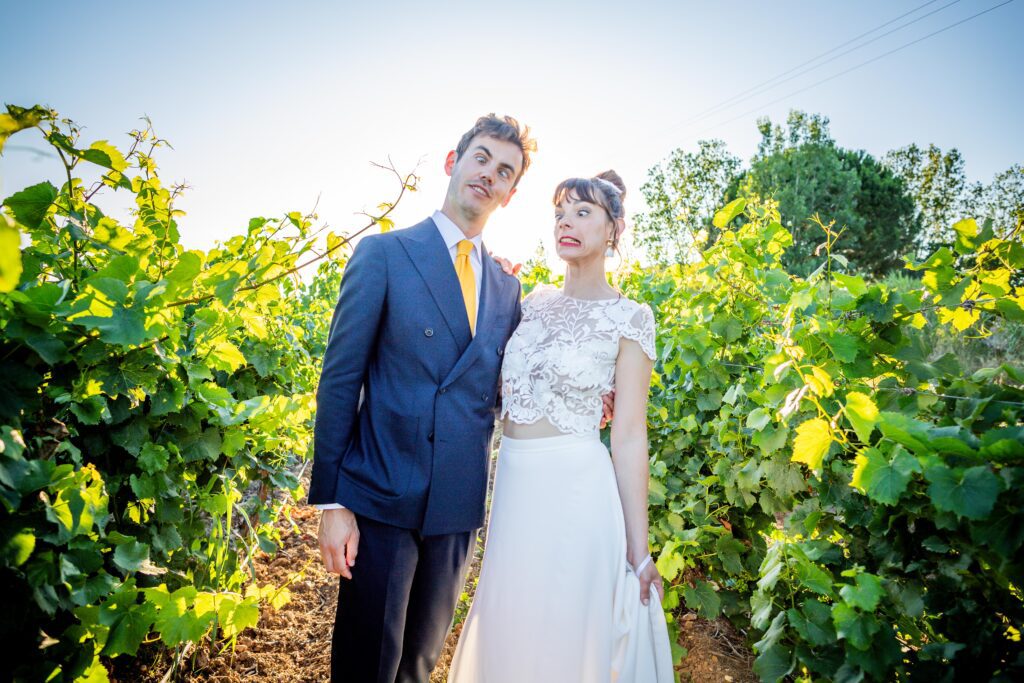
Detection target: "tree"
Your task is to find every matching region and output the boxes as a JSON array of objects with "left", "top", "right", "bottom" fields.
[
  {"left": 838, "top": 149, "right": 920, "bottom": 277},
  {"left": 882, "top": 143, "right": 969, "bottom": 255},
  {"left": 755, "top": 109, "right": 833, "bottom": 157},
  {"left": 634, "top": 139, "right": 741, "bottom": 264},
  {"left": 973, "top": 164, "right": 1024, "bottom": 235},
  {"left": 635, "top": 111, "right": 919, "bottom": 276},
  {"left": 740, "top": 111, "right": 918, "bottom": 277},
  {"left": 741, "top": 123, "right": 861, "bottom": 276}
]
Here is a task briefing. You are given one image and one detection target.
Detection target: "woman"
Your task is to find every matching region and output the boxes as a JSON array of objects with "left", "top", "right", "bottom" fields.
[{"left": 448, "top": 171, "right": 674, "bottom": 682}]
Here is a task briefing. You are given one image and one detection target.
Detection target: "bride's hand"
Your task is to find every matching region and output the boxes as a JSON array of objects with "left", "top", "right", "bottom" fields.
[
  {"left": 599, "top": 390, "right": 615, "bottom": 428},
  {"left": 634, "top": 555, "right": 664, "bottom": 606},
  {"left": 489, "top": 251, "right": 522, "bottom": 277}
]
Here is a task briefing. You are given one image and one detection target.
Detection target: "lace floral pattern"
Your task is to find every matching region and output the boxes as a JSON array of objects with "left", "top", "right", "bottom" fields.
[{"left": 500, "top": 284, "right": 657, "bottom": 435}]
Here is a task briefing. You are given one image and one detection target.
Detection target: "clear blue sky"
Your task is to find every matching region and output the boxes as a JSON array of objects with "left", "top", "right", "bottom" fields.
[{"left": 2, "top": 0, "right": 1021, "bottom": 264}]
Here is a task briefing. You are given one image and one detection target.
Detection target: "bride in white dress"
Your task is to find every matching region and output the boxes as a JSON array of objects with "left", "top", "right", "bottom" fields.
[{"left": 448, "top": 171, "right": 675, "bottom": 682}]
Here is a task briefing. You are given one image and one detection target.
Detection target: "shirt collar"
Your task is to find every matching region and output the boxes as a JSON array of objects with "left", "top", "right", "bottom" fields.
[{"left": 432, "top": 210, "right": 483, "bottom": 254}]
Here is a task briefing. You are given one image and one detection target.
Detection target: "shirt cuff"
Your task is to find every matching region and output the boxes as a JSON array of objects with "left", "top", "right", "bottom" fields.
[{"left": 314, "top": 503, "right": 345, "bottom": 510}]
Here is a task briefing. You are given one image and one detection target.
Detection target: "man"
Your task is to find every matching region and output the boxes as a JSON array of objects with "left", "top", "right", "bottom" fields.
[{"left": 309, "top": 114, "right": 536, "bottom": 682}]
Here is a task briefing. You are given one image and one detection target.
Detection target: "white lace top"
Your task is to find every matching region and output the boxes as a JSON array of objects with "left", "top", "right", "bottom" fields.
[{"left": 500, "top": 284, "right": 657, "bottom": 435}]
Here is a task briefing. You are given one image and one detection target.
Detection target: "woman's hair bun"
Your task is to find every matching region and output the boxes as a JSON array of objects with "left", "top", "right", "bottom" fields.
[{"left": 594, "top": 170, "right": 626, "bottom": 200}]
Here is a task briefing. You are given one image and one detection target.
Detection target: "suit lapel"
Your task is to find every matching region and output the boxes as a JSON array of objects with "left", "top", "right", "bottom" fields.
[
  {"left": 475, "top": 247, "right": 500, "bottom": 340},
  {"left": 397, "top": 218, "right": 473, "bottom": 352},
  {"left": 441, "top": 248, "right": 503, "bottom": 389}
]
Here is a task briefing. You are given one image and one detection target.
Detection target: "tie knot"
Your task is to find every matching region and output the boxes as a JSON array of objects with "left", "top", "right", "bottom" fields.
[{"left": 457, "top": 239, "right": 474, "bottom": 257}]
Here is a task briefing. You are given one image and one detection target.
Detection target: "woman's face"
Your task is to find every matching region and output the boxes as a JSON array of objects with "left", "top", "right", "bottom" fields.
[{"left": 553, "top": 193, "right": 613, "bottom": 264}]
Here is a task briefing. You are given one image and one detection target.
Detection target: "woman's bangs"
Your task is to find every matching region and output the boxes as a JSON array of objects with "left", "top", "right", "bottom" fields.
[{"left": 552, "top": 178, "right": 601, "bottom": 207}]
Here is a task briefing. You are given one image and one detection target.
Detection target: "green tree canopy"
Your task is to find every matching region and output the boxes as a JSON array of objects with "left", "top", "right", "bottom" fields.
[
  {"left": 838, "top": 149, "right": 920, "bottom": 277},
  {"left": 739, "top": 111, "right": 919, "bottom": 278},
  {"left": 635, "top": 111, "right": 920, "bottom": 278},
  {"left": 971, "top": 163, "right": 1024, "bottom": 235},
  {"left": 882, "top": 143, "right": 969, "bottom": 256},
  {"left": 634, "top": 139, "right": 741, "bottom": 264}
]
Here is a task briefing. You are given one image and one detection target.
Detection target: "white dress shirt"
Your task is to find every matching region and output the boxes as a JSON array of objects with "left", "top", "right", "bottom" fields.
[
  {"left": 431, "top": 209, "right": 482, "bottom": 320},
  {"left": 315, "top": 212, "right": 482, "bottom": 511}
]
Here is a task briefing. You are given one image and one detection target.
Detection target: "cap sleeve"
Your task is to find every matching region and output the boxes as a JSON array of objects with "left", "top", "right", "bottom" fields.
[
  {"left": 620, "top": 302, "right": 657, "bottom": 361},
  {"left": 521, "top": 283, "right": 556, "bottom": 317}
]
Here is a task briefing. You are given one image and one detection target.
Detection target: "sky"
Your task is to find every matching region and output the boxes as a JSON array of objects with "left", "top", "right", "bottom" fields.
[{"left": 2, "top": 0, "right": 1022, "bottom": 267}]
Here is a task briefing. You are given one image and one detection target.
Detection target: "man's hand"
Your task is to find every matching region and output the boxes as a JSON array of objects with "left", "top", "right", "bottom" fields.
[
  {"left": 489, "top": 251, "right": 522, "bottom": 277},
  {"left": 319, "top": 508, "right": 360, "bottom": 579},
  {"left": 600, "top": 390, "right": 615, "bottom": 429}
]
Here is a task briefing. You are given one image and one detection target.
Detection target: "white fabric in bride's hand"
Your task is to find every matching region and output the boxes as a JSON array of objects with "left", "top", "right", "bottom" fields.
[
  {"left": 611, "top": 565, "right": 675, "bottom": 683},
  {"left": 501, "top": 284, "right": 656, "bottom": 436}
]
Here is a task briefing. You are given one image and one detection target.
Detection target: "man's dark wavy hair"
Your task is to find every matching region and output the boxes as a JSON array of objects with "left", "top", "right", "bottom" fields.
[{"left": 454, "top": 114, "right": 537, "bottom": 187}]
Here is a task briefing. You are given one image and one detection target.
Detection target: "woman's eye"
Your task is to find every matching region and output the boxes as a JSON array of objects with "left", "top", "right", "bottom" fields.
[
  {"left": 554, "top": 214, "right": 563, "bottom": 221},
  {"left": 578, "top": 209, "right": 589, "bottom": 217}
]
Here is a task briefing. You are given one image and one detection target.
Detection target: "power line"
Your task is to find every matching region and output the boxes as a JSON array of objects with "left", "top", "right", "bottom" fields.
[
  {"left": 684, "top": 0, "right": 962, "bottom": 129},
  {"left": 691, "top": 0, "right": 1015, "bottom": 138},
  {"left": 3, "top": 144, "right": 56, "bottom": 160},
  {"left": 679, "top": 0, "right": 950, "bottom": 127}
]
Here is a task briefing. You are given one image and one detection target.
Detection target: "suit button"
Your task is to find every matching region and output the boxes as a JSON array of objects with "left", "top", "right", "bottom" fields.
[
  {"left": 481, "top": 393, "right": 488, "bottom": 401},
  {"left": 439, "top": 387, "right": 447, "bottom": 395},
  {"left": 427, "top": 432, "right": 434, "bottom": 442},
  {"left": 424, "top": 328, "right": 434, "bottom": 337},
  {"left": 496, "top": 346, "right": 504, "bottom": 356}
]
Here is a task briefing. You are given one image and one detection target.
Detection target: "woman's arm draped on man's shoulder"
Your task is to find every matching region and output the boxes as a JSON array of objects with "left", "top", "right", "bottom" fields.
[{"left": 308, "top": 236, "right": 389, "bottom": 504}]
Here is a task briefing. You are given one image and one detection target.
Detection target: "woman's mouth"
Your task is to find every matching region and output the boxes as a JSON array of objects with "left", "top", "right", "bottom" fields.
[{"left": 559, "top": 236, "right": 582, "bottom": 247}]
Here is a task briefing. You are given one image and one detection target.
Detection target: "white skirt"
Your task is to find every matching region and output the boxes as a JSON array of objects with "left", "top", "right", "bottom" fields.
[{"left": 448, "top": 433, "right": 674, "bottom": 683}]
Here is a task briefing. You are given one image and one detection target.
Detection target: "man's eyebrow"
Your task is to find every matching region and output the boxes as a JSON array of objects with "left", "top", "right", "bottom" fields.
[{"left": 474, "top": 144, "right": 518, "bottom": 176}]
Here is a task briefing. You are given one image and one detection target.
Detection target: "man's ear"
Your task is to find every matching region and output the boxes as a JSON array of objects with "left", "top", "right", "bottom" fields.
[
  {"left": 444, "top": 150, "right": 457, "bottom": 177},
  {"left": 500, "top": 187, "right": 518, "bottom": 208}
]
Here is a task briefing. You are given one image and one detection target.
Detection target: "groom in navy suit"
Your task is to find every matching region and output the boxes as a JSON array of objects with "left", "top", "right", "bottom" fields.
[{"left": 309, "top": 115, "right": 536, "bottom": 682}]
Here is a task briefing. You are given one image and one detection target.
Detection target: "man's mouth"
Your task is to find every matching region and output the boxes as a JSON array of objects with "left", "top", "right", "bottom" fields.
[
  {"left": 559, "top": 236, "right": 582, "bottom": 247},
  {"left": 468, "top": 183, "right": 490, "bottom": 198}
]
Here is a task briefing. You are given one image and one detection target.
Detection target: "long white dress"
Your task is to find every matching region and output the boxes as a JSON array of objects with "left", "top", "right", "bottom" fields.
[{"left": 448, "top": 285, "right": 675, "bottom": 683}]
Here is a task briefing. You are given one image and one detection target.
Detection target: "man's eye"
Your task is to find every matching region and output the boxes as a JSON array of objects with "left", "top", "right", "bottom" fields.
[
  {"left": 475, "top": 155, "right": 486, "bottom": 163},
  {"left": 499, "top": 169, "right": 510, "bottom": 178}
]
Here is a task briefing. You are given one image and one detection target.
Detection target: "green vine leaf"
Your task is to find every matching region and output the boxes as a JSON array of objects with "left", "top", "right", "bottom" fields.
[
  {"left": 924, "top": 464, "right": 1002, "bottom": 520},
  {"left": 3, "top": 181, "right": 58, "bottom": 230},
  {"left": 792, "top": 418, "right": 832, "bottom": 470}
]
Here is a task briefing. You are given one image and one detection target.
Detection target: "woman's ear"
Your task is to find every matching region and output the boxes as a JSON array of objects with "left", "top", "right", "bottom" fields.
[{"left": 614, "top": 217, "right": 626, "bottom": 242}]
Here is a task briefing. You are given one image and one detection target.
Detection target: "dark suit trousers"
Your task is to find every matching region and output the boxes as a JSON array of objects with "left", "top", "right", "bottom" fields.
[{"left": 331, "top": 515, "right": 475, "bottom": 683}]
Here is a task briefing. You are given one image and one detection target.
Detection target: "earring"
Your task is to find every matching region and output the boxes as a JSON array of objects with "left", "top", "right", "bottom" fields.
[{"left": 605, "top": 239, "right": 615, "bottom": 258}]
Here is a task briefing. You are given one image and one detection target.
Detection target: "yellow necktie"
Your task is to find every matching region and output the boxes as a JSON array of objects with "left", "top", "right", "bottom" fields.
[{"left": 455, "top": 239, "right": 476, "bottom": 334}]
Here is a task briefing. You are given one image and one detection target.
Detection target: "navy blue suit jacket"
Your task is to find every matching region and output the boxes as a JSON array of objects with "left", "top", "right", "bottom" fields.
[{"left": 308, "top": 217, "right": 522, "bottom": 534}]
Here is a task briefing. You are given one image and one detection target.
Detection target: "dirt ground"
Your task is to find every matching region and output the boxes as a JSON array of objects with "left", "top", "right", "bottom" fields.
[{"left": 111, "top": 498, "right": 755, "bottom": 683}]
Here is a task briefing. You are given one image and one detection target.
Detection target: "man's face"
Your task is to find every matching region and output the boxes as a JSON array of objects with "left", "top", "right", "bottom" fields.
[{"left": 444, "top": 135, "right": 523, "bottom": 220}]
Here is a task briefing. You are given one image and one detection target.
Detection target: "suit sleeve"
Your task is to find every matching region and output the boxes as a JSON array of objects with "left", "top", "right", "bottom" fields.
[
  {"left": 307, "top": 236, "right": 388, "bottom": 504},
  {"left": 493, "top": 279, "right": 523, "bottom": 414},
  {"left": 513, "top": 281, "right": 524, "bottom": 327}
]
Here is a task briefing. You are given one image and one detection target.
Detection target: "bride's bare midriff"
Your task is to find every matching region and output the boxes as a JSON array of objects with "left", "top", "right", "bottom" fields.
[{"left": 501, "top": 416, "right": 572, "bottom": 439}]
